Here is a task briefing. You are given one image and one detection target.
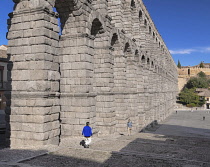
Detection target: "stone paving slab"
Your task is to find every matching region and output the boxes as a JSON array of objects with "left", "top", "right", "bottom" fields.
[{"left": 1, "top": 110, "right": 210, "bottom": 166}]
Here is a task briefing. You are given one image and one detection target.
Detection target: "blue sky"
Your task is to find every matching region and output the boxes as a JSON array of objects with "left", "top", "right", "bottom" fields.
[
  {"left": 0, "top": 1, "right": 209, "bottom": 67},
  {"left": 143, "top": 0, "right": 210, "bottom": 66},
  {"left": 0, "top": 0, "right": 14, "bottom": 45}
]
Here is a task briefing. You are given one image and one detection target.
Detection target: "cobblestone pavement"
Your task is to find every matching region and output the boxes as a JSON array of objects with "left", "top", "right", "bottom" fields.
[{"left": 1, "top": 110, "right": 210, "bottom": 167}]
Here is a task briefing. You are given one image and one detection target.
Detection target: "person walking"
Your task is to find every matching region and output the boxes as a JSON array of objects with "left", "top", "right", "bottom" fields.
[
  {"left": 82, "top": 122, "right": 92, "bottom": 148},
  {"left": 127, "top": 119, "right": 132, "bottom": 136}
]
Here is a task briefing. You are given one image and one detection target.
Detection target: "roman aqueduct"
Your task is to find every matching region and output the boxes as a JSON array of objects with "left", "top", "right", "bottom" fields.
[{"left": 5, "top": 0, "right": 178, "bottom": 147}]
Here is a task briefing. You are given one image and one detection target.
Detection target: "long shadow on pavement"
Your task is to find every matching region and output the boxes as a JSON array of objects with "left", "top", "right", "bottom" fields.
[
  {"left": 16, "top": 124, "right": 210, "bottom": 167},
  {"left": 18, "top": 135, "right": 210, "bottom": 167}
]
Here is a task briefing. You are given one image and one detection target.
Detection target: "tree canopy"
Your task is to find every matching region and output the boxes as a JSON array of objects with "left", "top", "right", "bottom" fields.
[
  {"left": 177, "top": 60, "right": 181, "bottom": 68},
  {"left": 185, "top": 77, "right": 209, "bottom": 89},
  {"left": 197, "top": 71, "right": 206, "bottom": 78},
  {"left": 179, "top": 71, "right": 209, "bottom": 107},
  {"left": 179, "top": 88, "right": 200, "bottom": 106},
  {"left": 199, "top": 61, "right": 204, "bottom": 68}
]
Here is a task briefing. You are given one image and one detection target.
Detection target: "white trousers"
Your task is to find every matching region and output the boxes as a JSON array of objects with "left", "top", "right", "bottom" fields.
[{"left": 85, "top": 137, "right": 91, "bottom": 145}]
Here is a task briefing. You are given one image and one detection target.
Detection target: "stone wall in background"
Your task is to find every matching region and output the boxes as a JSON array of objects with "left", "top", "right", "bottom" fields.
[
  {"left": 6, "top": 0, "right": 178, "bottom": 148},
  {"left": 178, "top": 67, "right": 210, "bottom": 91}
]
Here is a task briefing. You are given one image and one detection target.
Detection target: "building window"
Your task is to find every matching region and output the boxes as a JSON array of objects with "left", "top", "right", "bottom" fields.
[{"left": 0, "top": 66, "right": 4, "bottom": 88}]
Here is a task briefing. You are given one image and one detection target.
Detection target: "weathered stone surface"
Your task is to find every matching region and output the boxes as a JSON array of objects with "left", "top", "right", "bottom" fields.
[{"left": 9, "top": 114, "right": 59, "bottom": 123}]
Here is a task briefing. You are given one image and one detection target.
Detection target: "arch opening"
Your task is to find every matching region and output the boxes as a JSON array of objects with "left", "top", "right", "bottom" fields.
[
  {"left": 124, "top": 43, "right": 131, "bottom": 53},
  {"left": 139, "top": 10, "right": 143, "bottom": 20},
  {"left": 135, "top": 50, "right": 139, "bottom": 62},
  {"left": 53, "top": 7, "right": 62, "bottom": 35},
  {"left": 149, "top": 26, "right": 151, "bottom": 34},
  {"left": 91, "top": 18, "right": 103, "bottom": 37},
  {"left": 131, "top": 0, "right": 136, "bottom": 8},
  {"left": 141, "top": 55, "right": 146, "bottom": 64},
  {"left": 151, "top": 61, "right": 154, "bottom": 68},
  {"left": 147, "top": 58, "right": 150, "bottom": 65},
  {"left": 144, "top": 19, "right": 147, "bottom": 26},
  {"left": 54, "top": 0, "right": 75, "bottom": 35},
  {"left": 111, "top": 33, "right": 119, "bottom": 47}
]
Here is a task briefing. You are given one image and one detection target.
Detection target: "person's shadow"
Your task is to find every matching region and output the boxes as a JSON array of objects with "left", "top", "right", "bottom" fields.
[{"left": 80, "top": 140, "right": 86, "bottom": 148}]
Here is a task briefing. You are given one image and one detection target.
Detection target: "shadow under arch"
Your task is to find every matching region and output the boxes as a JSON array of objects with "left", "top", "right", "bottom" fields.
[
  {"left": 91, "top": 18, "right": 104, "bottom": 37},
  {"left": 135, "top": 49, "right": 139, "bottom": 63},
  {"left": 54, "top": 0, "right": 78, "bottom": 34},
  {"left": 147, "top": 57, "right": 150, "bottom": 66},
  {"left": 111, "top": 33, "right": 120, "bottom": 48},
  {"left": 141, "top": 55, "right": 146, "bottom": 64},
  {"left": 124, "top": 42, "right": 131, "bottom": 53}
]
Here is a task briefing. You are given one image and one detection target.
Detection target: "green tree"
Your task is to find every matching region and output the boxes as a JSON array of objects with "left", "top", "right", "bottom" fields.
[
  {"left": 179, "top": 71, "right": 210, "bottom": 107},
  {"left": 199, "top": 61, "right": 204, "bottom": 68},
  {"left": 177, "top": 60, "right": 181, "bottom": 68},
  {"left": 179, "top": 88, "right": 200, "bottom": 105},
  {"left": 186, "top": 77, "right": 209, "bottom": 89},
  {"left": 198, "top": 97, "right": 206, "bottom": 106},
  {"left": 197, "top": 71, "right": 206, "bottom": 78}
]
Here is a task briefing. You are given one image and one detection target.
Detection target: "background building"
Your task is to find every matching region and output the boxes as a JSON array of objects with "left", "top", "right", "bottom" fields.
[{"left": 0, "top": 45, "right": 8, "bottom": 134}]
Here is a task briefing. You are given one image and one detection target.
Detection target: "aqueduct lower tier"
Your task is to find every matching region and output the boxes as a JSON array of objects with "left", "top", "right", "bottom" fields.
[{"left": 6, "top": 0, "right": 178, "bottom": 147}]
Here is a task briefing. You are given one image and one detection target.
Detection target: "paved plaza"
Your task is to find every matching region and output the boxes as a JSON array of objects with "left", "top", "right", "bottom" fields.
[{"left": 1, "top": 110, "right": 210, "bottom": 167}]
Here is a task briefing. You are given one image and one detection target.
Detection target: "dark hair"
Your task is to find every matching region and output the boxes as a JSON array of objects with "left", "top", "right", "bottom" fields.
[{"left": 86, "top": 122, "right": 90, "bottom": 126}]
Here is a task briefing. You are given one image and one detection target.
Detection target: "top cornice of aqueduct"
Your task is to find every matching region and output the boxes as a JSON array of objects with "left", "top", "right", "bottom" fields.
[
  {"left": 11, "top": 0, "right": 167, "bottom": 49},
  {"left": 11, "top": 0, "right": 177, "bottom": 71},
  {"left": 130, "top": 0, "right": 175, "bottom": 67}
]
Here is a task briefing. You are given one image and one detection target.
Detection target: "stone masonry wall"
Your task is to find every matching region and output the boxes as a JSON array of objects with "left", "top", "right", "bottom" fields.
[{"left": 6, "top": 0, "right": 178, "bottom": 148}]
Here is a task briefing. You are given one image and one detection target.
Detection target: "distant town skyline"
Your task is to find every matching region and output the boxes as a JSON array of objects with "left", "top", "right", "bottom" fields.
[{"left": 0, "top": 1, "right": 210, "bottom": 67}]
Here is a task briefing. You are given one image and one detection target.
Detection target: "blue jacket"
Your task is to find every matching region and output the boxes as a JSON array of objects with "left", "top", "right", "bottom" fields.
[
  {"left": 82, "top": 126, "right": 92, "bottom": 137},
  {"left": 127, "top": 121, "right": 132, "bottom": 128}
]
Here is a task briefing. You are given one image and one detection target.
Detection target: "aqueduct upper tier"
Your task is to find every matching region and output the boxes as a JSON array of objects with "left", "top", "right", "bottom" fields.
[{"left": 6, "top": 0, "right": 178, "bottom": 147}]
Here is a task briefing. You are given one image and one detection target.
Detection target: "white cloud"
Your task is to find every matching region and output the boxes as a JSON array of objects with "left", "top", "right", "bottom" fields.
[
  {"left": 169, "top": 49, "right": 195, "bottom": 54},
  {"left": 204, "top": 47, "right": 210, "bottom": 51},
  {"left": 170, "top": 46, "right": 210, "bottom": 55}
]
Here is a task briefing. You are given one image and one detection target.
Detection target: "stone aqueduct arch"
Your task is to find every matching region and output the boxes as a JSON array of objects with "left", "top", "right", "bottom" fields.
[{"left": 6, "top": 0, "right": 178, "bottom": 147}]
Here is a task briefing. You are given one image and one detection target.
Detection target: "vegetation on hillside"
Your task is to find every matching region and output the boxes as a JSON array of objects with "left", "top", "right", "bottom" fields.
[{"left": 179, "top": 71, "right": 210, "bottom": 107}]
